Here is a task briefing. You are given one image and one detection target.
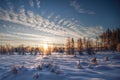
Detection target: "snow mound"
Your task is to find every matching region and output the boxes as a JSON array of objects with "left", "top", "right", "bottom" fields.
[
  {"left": 95, "top": 65, "right": 113, "bottom": 70},
  {"left": 81, "top": 62, "right": 89, "bottom": 66},
  {"left": 112, "top": 55, "right": 120, "bottom": 60}
]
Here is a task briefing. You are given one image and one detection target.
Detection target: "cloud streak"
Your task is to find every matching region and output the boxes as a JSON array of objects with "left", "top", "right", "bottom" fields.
[
  {"left": 29, "top": 0, "right": 34, "bottom": 7},
  {"left": 36, "top": 0, "right": 40, "bottom": 8},
  {"left": 70, "top": 0, "right": 95, "bottom": 14},
  {"left": 0, "top": 0, "right": 103, "bottom": 46},
  {"left": 0, "top": 5, "right": 102, "bottom": 39},
  {"left": 0, "top": 6, "right": 82, "bottom": 38}
]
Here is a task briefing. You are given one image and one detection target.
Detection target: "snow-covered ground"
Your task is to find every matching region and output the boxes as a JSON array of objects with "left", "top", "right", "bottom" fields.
[{"left": 0, "top": 52, "right": 120, "bottom": 80}]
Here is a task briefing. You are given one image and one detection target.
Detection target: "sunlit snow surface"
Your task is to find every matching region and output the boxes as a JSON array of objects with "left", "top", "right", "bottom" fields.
[{"left": 0, "top": 52, "right": 120, "bottom": 80}]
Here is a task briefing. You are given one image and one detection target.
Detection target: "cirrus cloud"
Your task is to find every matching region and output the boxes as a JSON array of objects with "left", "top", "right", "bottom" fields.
[
  {"left": 0, "top": 0, "right": 103, "bottom": 46},
  {"left": 70, "top": 0, "right": 95, "bottom": 14}
]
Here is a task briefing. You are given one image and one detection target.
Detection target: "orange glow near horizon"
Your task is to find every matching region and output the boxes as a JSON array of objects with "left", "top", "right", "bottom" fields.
[
  {"left": 43, "top": 44, "right": 48, "bottom": 55},
  {"left": 43, "top": 44, "right": 48, "bottom": 51}
]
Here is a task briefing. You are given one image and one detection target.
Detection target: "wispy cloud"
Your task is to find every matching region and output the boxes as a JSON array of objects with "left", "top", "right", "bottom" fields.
[
  {"left": 29, "top": 0, "right": 34, "bottom": 7},
  {"left": 0, "top": 0, "right": 102, "bottom": 46},
  {"left": 0, "top": 5, "right": 102, "bottom": 39},
  {"left": 36, "top": 0, "right": 40, "bottom": 8},
  {"left": 0, "top": 31, "right": 66, "bottom": 45},
  {"left": 7, "top": 2, "right": 14, "bottom": 10},
  {"left": 0, "top": 8, "right": 63, "bottom": 35},
  {"left": 47, "top": 13, "right": 54, "bottom": 19},
  {"left": 0, "top": 6, "right": 83, "bottom": 38},
  {"left": 0, "top": 33, "right": 42, "bottom": 46},
  {"left": 70, "top": 0, "right": 95, "bottom": 14}
]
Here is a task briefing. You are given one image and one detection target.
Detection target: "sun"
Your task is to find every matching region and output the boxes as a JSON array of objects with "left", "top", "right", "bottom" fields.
[{"left": 43, "top": 44, "right": 48, "bottom": 50}]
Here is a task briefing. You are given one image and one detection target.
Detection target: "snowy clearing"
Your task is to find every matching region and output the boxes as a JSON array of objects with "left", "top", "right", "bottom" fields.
[{"left": 0, "top": 52, "right": 120, "bottom": 80}]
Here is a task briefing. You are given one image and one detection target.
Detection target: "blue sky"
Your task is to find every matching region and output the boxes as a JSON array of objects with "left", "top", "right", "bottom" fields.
[{"left": 0, "top": 0, "right": 119, "bottom": 46}]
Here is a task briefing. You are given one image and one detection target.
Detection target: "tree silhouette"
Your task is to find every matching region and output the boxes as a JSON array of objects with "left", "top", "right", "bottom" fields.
[
  {"left": 71, "top": 38, "right": 74, "bottom": 55},
  {"left": 66, "top": 37, "right": 75, "bottom": 55},
  {"left": 66, "top": 37, "right": 71, "bottom": 55},
  {"left": 77, "top": 38, "right": 83, "bottom": 55}
]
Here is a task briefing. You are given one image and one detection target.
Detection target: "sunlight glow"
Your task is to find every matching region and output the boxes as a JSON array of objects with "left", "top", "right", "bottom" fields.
[{"left": 43, "top": 44, "right": 48, "bottom": 50}]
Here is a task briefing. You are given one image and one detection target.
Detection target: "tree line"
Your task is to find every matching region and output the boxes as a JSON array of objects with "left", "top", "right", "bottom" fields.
[
  {"left": 65, "top": 28, "right": 120, "bottom": 55},
  {"left": 66, "top": 37, "right": 95, "bottom": 55},
  {"left": 0, "top": 44, "right": 65, "bottom": 55},
  {"left": 99, "top": 28, "right": 120, "bottom": 51},
  {"left": 0, "top": 28, "right": 120, "bottom": 55}
]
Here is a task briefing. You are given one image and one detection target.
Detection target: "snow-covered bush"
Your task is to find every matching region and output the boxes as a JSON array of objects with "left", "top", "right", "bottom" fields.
[
  {"left": 19, "top": 65, "right": 27, "bottom": 72},
  {"left": 33, "top": 72, "right": 40, "bottom": 80},
  {"left": 103, "top": 56, "right": 109, "bottom": 61},
  {"left": 50, "top": 64, "right": 61, "bottom": 74},
  {"left": 37, "top": 64, "right": 42, "bottom": 70},
  {"left": 76, "top": 60, "right": 82, "bottom": 69},
  {"left": 90, "top": 57, "right": 98, "bottom": 64},
  {"left": 46, "top": 63, "right": 53, "bottom": 69},
  {"left": 43, "top": 61, "right": 53, "bottom": 69},
  {"left": 50, "top": 64, "right": 58, "bottom": 72},
  {"left": 11, "top": 65, "right": 28, "bottom": 74},
  {"left": 11, "top": 66, "right": 19, "bottom": 74}
]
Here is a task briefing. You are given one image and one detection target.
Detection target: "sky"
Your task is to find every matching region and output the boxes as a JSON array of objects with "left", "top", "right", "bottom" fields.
[{"left": 0, "top": 0, "right": 120, "bottom": 46}]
